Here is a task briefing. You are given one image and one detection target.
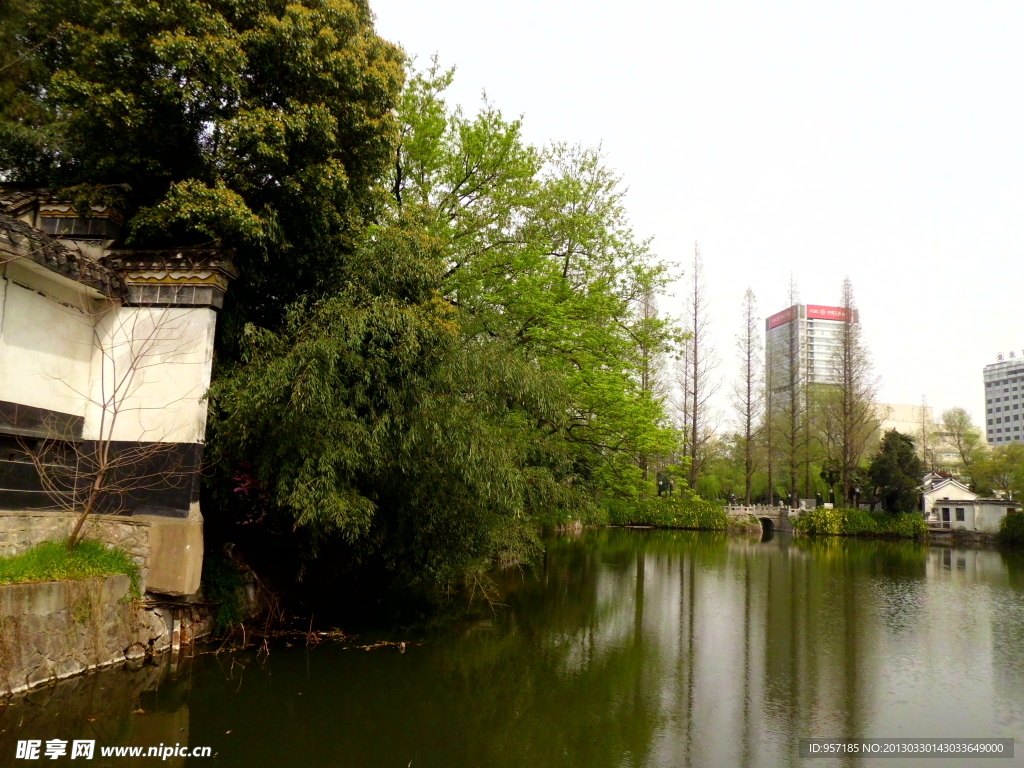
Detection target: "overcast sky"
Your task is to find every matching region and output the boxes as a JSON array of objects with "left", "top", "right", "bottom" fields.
[{"left": 370, "top": 0, "right": 1024, "bottom": 429}]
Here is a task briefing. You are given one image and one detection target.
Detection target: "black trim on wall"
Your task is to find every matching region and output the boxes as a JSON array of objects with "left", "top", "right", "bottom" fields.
[
  {"left": 0, "top": 435, "right": 203, "bottom": 517},
  {"left": 0, "top": 400, "right": 84, "bottom": 440}
]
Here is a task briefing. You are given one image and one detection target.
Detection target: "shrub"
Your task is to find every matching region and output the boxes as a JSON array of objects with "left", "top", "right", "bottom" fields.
[
  {"left": 201, "top": 556, "right": 246, "bottom": 632},
  {"left": 998, "top": 513, "right": 1024, "bottom": 547},
  {"left": 605, "top": 495, "right": 728, "bottom": 530},
  {"left": 0, "top": 540, "right": 140, "bottom": 596},
  {"left": 792, "top": 508, "right": 926, "bottom": 539}
]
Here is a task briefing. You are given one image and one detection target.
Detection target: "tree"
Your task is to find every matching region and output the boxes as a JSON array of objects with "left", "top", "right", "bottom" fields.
[
  {"left": 732, "top": 288, "right": 763, "bottom": 504},
  {"left": 867, "top": 430, "right": 924, "bottom": 512},
  {"left": 768, "top": 277, "right": 814, "bottom": 505},
  {"left": 678, "top": 244, "right": 719, "bottom": 489},
  {"left": 974, "top": 443, "right": 1024, "bottom": 499},
  {"left": 940, "top": 407, "right": 984, "bottom": 485},
  {"left": 0, "top": 0, "right": 405, "bottom": 347},
  {"left": 209, "top": 65, "right": 682, "bottom": 596},
  {"left": 823, "top": 278, "right": 879, "bottom": 504}
]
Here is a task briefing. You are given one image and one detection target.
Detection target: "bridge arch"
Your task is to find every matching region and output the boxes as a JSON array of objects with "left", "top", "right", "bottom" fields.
[{"left": 758, "top": 517, "right": 775, "bottom": 534}]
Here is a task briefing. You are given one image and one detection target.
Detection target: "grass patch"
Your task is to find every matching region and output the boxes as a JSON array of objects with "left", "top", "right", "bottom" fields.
[
  {"left": 998, "top": 513, "right": 1024, "bottom": 547},
  {"left": 604, "top": 495, "right": 728, "bottom": 530},
  {"left": 792, "top": 508, "right": 927, "bottom": 539},
  {"left": 0, "top": 540, "right": 140, "bottom": 596}
]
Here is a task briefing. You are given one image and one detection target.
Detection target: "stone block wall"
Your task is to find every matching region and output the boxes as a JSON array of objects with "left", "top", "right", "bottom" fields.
[
  {"left": 0, "top": 511, "right": 152, "bottom": 591},
  {"left": 0, "top": 575, "right": 213, "bottom": 697}
]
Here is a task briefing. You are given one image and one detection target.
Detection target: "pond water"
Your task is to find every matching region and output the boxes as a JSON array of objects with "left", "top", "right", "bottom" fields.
[{"left": 3, "top": 529, "right": 1024, "bottom": 767}]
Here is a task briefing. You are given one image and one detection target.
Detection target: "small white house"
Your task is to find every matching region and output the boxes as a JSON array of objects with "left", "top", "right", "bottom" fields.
[{"left": 922, "top": 473, "right": 1020, "bottom": 533}]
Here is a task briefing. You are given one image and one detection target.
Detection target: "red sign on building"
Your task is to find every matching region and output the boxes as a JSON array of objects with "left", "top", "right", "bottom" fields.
[
  {"left": 806, "top": 305, "right": 850, "bottom": 322},
  {"left": 767, "top": 305, "right": 797, "bottom": 329}
]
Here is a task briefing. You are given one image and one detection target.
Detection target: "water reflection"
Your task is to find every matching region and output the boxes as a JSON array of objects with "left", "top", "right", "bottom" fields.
[
  {"left": 2, "top": 530, "right": 1023, "bottom": 767},
  {"left": 0, "top": 656, "right": 192, "bottom": 767}
]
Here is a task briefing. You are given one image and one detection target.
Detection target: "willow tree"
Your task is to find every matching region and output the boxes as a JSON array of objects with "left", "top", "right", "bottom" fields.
[{"left": 209, "top": 63, "right": 682, "bottom": 597}]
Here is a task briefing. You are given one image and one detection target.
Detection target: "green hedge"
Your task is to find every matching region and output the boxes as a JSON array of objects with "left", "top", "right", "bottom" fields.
[
  {"left": 605, "top": 496, "right": 728, "bottom": 530},
  {"left": 998, "top": 514, "right": 1024, "bottom": 547},
  {"left": 792, "top": 508, "right": 927, "bottom": 539}
]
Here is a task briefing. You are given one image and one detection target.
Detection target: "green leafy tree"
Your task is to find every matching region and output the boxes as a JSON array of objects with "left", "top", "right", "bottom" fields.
[
  {"left": 0, "top": 0, "right": 405, "bottom": 344},
  {"left": 974, "top": 443, "right": 1024, "bottom": 500},
  {"left": 939, "top": 407, "right": 985, "bottom": 486},
  {"left": 392, "top": 62, "right": 682, "bottom": 500},
  {"left": 209, "top": 63, "right": 683, "bottom": 596},
  {"left": 867, "top": 430, "right": 923, "bottom": 512}
]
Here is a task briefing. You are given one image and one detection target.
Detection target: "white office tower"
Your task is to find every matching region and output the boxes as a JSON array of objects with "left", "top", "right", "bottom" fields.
[
  {"left": 765, "top": 303, "right": 857, "bottom": 394},
  {"left": 984, "top": 354, "right": 1024, "bottom": 445}
]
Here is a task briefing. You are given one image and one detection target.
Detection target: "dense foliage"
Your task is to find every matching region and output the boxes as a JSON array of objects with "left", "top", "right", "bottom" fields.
[
  {"left": 604, "top": 496, "right": 728, "bottom": 530},
  {"left": 792, "top": 508, "right": 927, "bottom": 539},
  {"left": 998, "top": 513, "right": 1024, "bottom": 548},
  {"left": 0, "top": 7, "right": 683, "bottom": 600},
  {"left": 0, "top": 0, "right": 405, "bottom": 342},
  {"left": 201, "top": 555, "right": 246, "bottom": 631},
  {"left": 0, "top": 540, "right": 140, "bottom": 594},
  {"left": 867, "top": 430, "right": 923, "bottom": 512},
  {"left": 207, "top": 65, "right": 681, "bottom": 595}
]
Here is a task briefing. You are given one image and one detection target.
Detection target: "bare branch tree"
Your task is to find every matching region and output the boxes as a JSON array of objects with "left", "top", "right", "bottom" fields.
[
  {"left": 767, "top": 276, "right": 811, "bottom": 505},
  {"left": 22, "top": 303, "right": 200, "bottom": 550},
  {"left": 732, "top": 288, "right": 763, "bottom": 504},
  {"left": 676, "top": 243, "right": 720, "bottom": 488},
  {"left": 825, "top": 277, "right": 879, "bottom": 504},
  {"left": 630, "top": 284, "right": 670, "bottom": 482}
]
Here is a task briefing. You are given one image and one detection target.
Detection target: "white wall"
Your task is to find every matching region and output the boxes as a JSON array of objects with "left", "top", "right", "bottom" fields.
[
  {"left": 975, "top": 503, "right": 1013, "bottom": 534},
  {"left": 0, "top": 261, "right": 98, "bottom": 420},
  {"left": 1, "top": 259, "right": 216, "bottom": 446},
  {"left": 84, "top": 306, "right": 216, "bottom": 445}
]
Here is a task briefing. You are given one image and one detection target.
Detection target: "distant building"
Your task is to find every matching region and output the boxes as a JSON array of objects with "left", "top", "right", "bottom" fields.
[
  {"left": 983, "top": 354, "right": 1024, "bottom": 445},
  {"left": 765, "top": 303, "right": 856, "bottom": 395},
  {"left": 874, "top": 402, "right": 960, "bottom": 469}
]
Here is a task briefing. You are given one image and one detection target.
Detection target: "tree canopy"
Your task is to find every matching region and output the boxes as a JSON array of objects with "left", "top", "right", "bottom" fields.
[
  {"left": 208, "top": 63, "right": 681, "bottom": 594},
  {"left": 2, "top": 8, "right": 682, "bottom": 598},
  {"left": 0, "top": 0, "right": 405, "bottom": 342},
  {"left": 868, "top": 430, "right": 923, "bottom": 512}
]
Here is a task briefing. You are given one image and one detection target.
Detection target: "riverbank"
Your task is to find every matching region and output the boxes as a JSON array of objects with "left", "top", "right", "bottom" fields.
[
  {"left": 604, "top": 502, "right": 1023, "bottom": 552},
  {"left": 603, "top": 496, "right": 761, "bottom": 533},
  {"left": 0, "top": 574, "right": 213, "bottom": 697}
]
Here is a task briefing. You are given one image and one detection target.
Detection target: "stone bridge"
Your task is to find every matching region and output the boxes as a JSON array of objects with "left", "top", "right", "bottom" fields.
[{"left": 725, "top": 505, "right": 801, "bottom": 534}]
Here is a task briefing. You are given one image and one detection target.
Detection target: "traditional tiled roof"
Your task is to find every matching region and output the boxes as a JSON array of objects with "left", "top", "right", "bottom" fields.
[
  {"left": 103, "top": 248, "right": 238, "bottom": 279},
  {"left": 0, "top": 187, "right": 42, "bottom": 217},
  {"left": 0, "top": 213, "right": 126, "bottom": 298}
]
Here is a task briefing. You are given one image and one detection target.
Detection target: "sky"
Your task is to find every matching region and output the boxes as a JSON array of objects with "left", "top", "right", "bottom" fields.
[{"left": 369, "top": 0, "right": 1024, "bottom": 429}]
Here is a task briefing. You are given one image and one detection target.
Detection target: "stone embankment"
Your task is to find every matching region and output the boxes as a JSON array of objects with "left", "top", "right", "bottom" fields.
[{"left": 0, "top": 574, "right": 212, "bottom": 697}]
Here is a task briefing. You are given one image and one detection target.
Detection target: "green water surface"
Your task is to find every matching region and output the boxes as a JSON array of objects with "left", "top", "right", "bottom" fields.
[{"left": 3, "top": 529, "right": 1024, "bottom": 767}]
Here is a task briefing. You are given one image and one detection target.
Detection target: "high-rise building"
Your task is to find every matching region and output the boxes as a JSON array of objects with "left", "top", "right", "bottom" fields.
[
  {"left": 765, "top": 303, "right": 857, "bottom": 393},
  {"left": 983, "top": 355, "right": 1024, "bottom": 445}
]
